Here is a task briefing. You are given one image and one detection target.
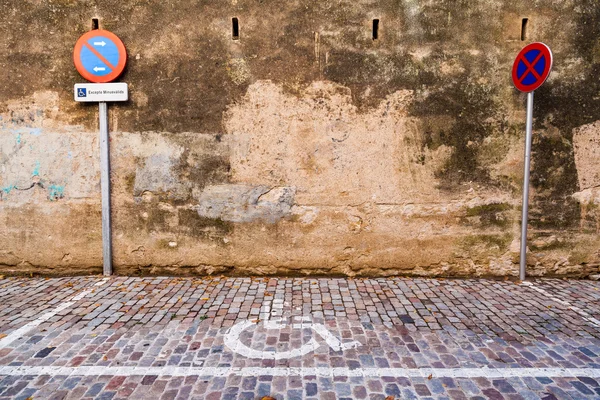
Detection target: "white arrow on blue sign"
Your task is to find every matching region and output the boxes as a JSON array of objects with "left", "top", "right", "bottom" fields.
[{"left": 79, "top": 36, "right": 120, "bottom": 77}]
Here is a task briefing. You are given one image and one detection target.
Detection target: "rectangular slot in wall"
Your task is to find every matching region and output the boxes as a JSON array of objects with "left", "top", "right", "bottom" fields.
[
  {"left": 521, "top": 18, "right": 528, "bottom": 41},
  {"left": 232, "top": 17, "right": 239, "bottom": 40},
  {"left": 372, "top": 19, "right": 379, "bottom": 40},
  {"left": 92, "top": 18, "right": 99, "bottom": 30}
]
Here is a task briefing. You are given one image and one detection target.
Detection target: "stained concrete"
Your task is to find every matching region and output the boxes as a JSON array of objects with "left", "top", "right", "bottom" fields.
[{"left": 1, "top": 1, "right": 600, "bottom": 277}]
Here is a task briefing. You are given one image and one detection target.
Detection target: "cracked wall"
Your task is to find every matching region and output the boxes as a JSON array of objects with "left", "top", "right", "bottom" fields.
[{"left": 1, "top": 0, "right": 600, "bottom": 277}]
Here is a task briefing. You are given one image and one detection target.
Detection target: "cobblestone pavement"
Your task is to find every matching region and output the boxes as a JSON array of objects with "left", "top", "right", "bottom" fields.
[{"left": 0, "top": 276, "right": 599, "bottom": 399}]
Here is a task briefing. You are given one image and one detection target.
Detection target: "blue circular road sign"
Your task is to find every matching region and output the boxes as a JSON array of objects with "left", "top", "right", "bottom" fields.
[{"left": 73, "top": 30, "right": 127, "bottom": 83}]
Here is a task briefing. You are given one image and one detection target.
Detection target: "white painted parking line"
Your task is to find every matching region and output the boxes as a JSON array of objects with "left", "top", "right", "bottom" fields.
[
  {"left": 0, "top": 278, "right": 110, "bottom": 349},
  {"left": 522, "top": 281, "right": 600, "bottom": 327},
  {"left": 0, "top": 365, "right": 599, "bottom": 378}
]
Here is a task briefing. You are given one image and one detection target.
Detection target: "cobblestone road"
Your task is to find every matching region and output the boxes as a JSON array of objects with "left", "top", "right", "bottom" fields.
[{"left": 0, "top": 276, "right": 599, "bottom": 399}]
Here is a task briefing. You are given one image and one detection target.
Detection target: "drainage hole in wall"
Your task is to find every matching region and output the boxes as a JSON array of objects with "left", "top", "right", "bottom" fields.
[
  {"left": 232, "top": 17, "right": 239, "bottom": 40},
  {"left": 372, "top": 19, "right": 379, "bottom": 40},
  {"left": 521, "top": 18, "right": 528, "bottom": 41},
  {"left": 92, "top": 18, "right": 99, "bottom": 30}
]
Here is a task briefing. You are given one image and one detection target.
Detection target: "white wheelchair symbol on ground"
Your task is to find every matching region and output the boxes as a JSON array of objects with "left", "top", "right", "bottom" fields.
[{"left": 224, "top": 316, "right": 360, "bottom": 360}]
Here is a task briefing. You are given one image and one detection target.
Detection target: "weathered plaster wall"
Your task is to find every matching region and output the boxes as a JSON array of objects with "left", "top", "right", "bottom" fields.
[{"left": 1, "top": 0, "right": 600, "bottom": 277}]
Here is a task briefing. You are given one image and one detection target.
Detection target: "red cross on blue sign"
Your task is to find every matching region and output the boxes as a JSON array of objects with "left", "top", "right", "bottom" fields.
[{"left": 512, "top": 42, "right": 553, "bottom": 92}]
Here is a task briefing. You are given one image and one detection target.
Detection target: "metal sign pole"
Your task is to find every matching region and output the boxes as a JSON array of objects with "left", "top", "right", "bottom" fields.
[
  {"left": 73, "top": 28, "right": 127, "bottom": 277},
  {"left": 99, "top": 102, "right": 112, "bottom": 276},
  {"left": 519, "top": 91, "right": 534, "bottom": 281}
]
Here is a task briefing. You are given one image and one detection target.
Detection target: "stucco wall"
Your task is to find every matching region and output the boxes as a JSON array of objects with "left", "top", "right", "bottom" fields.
[{"left": 1, "top": 0, "right": 599, "bottom": 277}]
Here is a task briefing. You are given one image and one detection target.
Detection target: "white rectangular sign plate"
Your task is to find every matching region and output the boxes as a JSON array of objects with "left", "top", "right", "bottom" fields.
[{"left": 74, "top": 83, "right": 128, "bottom": 102}]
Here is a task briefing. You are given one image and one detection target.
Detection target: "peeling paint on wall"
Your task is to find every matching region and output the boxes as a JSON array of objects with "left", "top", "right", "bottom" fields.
[{"left": 197, "top": 185, "right": 295, "bottom": 224}]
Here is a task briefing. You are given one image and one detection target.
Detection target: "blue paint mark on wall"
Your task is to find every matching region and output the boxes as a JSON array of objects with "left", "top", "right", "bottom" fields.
[
  {"left": 32, "top": 161, "right": 40, "bottom": 177},
  {"left": 48, "top": 185, "right": 65, "bottom": 201},
  {"left": 0, "top": 185, "right": 15, "bottom": 200},
  {"left": 16, "top": 134, "right": 22, "bottom": 144},
  {"left": 13, "top": 127, "right": 42, "bottom": 136},
  {"left": 1, "top": 185, "right": 15, "bottom": 195}
]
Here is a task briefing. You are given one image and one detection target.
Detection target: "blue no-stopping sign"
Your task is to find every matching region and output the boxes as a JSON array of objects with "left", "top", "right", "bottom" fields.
[
  {"left": 73, "top": 30, "right": 127, "bottom": 83},
  {"left": 512, "top": 42, "right": 553, "bottom": 93}
]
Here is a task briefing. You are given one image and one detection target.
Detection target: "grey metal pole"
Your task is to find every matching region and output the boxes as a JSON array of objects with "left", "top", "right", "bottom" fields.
[
  {"left": 99, "top": 102, "right": 112, "bottom": 276},
  {"left": 519, "top": 91, "right": 534, "bottom": 281}
]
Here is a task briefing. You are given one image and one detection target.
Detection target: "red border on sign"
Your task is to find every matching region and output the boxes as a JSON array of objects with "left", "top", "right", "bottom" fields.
[
  {"left": 73, "top": 30, "right": 127, "bottom": 83},
  {"left": 512, "top": 42, "right": 553, "bottom": 93}
]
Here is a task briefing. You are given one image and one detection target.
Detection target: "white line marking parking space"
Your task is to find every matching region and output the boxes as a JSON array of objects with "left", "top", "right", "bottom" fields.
[
  {"left": 522, "top": 281, "right": 600, "bottom": 327},
  {"left": 0, "top": 366, "right": 598, "bottom": 378},
  {"left": 0, "top": 278, "right": 110, "bottom": 349}
]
